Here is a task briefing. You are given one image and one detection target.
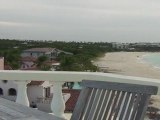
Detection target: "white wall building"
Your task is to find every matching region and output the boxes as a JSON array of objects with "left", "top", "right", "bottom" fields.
[{"left": 0, "top": 80, "right": 52, "bottom": 103}]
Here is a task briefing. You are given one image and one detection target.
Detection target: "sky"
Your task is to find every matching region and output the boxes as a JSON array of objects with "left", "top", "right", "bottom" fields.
[{"left": 0, "top": 0, "right": 160, "bottom": 42}]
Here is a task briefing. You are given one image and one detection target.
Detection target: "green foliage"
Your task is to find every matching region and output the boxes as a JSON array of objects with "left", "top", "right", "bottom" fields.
[
  {"left": 36, "top": 56, "right": 51, "bottom": 71},
  {"left": 59, "top": 54, "right": 98, "bottom": 71},
  {"left": 0, "top": 39, "right": 114, "bottom": 71},
  {"left": 39, "top": 64, "right": 51, "bottom": 71},
  {"left": 0, "top": 49, "right": 21, "bottom": 69},
  {"left": 37, "top": 56, "right": 48, "bottom": 66},
  {"left": 60, "top": 55, "right": 78, "bottom": 71}
]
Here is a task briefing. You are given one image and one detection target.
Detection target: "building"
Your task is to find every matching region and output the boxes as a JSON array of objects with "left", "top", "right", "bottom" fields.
[
  {"left": 20, "top": 56, "right": 60, "bottom": 70},
  {"left": 21, "top": 48, "right": 73, "bottom": 61},
  {"left": 21, "top": 48, "right": 59, "bottom": 60},
  {"left": 112, "top": 42, "right": 129, "bottom": 49},
  {"left": 20, "top": 56, "right": 37, "bottom": 70},
  {"left": 20, "top": 47, "right": 73, "bottom": 70},
  {"left": 0, "top": 59, "right": 53, "bottom": 103},
  {"left": 0, "top": 78, "right": 70, "bottom": 112}
]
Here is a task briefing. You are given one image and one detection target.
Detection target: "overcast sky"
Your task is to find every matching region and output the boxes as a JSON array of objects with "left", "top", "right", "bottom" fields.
[{"left": 0, "top": 0, "right": 160, "bottom": 42}]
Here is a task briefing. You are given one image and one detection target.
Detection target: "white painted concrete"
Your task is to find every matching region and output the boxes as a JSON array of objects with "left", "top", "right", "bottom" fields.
[
  {"left": 37, "top": 103, "right": 52, "bottom": 112},
  {"left": 15, "top": 80, "right": 30, "bottom": 106},
  {"left": 0, "top": 70, "right": 160, "bottom": 94},
  {"left": 27, "top": 86, "right": 44, "bottom": 103},
  {"left": 0, "top": 70, "right": 160, "bottom": 119},
  {"left": 50, "top": 82, "right": 65, "bottom": 119},
  {"left": 0, "top": 80, "right": 17, "bottom": 101}
]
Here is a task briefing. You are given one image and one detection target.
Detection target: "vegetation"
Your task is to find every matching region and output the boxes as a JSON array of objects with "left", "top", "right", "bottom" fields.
[
  {"left": 36, "top": 56, "right": 51, "bottom": 71},
  {"left": 0, "top": 39, "right": 160, "bottom": 71},
  {"left": 0, "top": 49, "right": 21, "bottom": 69},
  {"left": 0, "top": 39, "right": 113, "bottom": 71}
]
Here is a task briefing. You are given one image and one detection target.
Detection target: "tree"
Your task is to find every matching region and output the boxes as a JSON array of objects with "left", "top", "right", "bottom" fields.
[
  {"left": 1, "top": 50, "right": 21, "bottom": 70},
  {"left": 36, "top": 56, "right": 51, "bottom": 71},
  {"left": 60, "top": 55, "right": 79, "bottom": 71}
]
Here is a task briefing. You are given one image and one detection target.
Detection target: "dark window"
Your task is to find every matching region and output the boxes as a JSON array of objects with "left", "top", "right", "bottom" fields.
[
  {"left": 45, "top": 87, "right": 50, "bottom": 98},
  {"left": 8, "top": 88, "right": 17, "bottom": 96},
  {"left": 2, "top": 80, "right": 8, "bottom": 84},
  {"left": 30, "top": 101, "right": 37, "bottom": 108},
  {"left": 0, "top": 88, "right": 3, "bottom": 95}
]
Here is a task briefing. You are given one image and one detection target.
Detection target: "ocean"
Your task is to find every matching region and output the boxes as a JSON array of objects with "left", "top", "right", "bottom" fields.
[{"left": 143, "top": 53, "right": 160, "bottom": 68}]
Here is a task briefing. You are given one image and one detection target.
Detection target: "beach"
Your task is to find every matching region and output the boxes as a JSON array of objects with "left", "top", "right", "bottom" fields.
[
  {"left": 95, "top": 52, "right": 160, "bottom": 111},
  {"left": 94, "top": 52, "right": 160, "bottom": 79}
]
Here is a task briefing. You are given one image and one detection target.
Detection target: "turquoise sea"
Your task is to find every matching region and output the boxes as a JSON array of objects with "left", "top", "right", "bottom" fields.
[{"left": 143, "top": 53, "right": 160, "bottom": 68}]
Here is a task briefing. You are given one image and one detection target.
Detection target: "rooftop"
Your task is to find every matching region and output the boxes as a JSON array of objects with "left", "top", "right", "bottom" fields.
[{"left": 23, "top": 48, "right": 56, "bottom": 53}]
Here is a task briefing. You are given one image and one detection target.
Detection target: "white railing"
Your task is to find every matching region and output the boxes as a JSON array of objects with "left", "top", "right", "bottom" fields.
[{"left": 0, "top": 70, "right": 160, "bottom": 119}]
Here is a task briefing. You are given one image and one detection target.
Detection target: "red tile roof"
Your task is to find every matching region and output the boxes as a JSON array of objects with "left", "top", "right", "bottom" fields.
[{"left": 63, "top": 89, "right": 81, "bottom": 112}]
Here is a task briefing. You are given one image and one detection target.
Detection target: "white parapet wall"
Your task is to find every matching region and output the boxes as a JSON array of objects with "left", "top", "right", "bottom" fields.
[
  {"left": 0, "top": 70, "right": 160, "bottom": 94},
  {"left": 0, "top": 70, "right": 160, "bottom": 119}
]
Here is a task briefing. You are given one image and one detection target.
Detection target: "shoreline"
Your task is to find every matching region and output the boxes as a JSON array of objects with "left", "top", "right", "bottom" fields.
[
  {"left": 94, "top": 52, "right": 160, "bottom": 79},
  {"left": 94, "top": 52, "right": 160, "bottom": 110}
]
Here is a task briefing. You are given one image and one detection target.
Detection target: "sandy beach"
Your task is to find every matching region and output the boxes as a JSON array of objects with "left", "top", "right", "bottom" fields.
[
  {"left": 94, "top": 52, "right": 160, "bottom": 79},
  {"left": 95, "top": 52, "right": 160, "bottom": 111}
]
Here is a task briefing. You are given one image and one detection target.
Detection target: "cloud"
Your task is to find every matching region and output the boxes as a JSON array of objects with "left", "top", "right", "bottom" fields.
[
  {"left": 0, "top": 21, "right": 31, "bottom": 27},
  {"left": 0, "top": 0, "right": 160, "bottom": 42}
]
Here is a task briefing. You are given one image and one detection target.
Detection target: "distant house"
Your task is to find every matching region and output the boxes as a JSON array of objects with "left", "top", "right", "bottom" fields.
[
  {"left": 112, "top": 42, "right": 129, "bottom": 49},
  {"left": 20, "top": 56, "right": 60, "bottom": 70},
  {"left": 20, "top": 56, "right": 37, "bottom": 70},
  {"left": 21, "top": 48, "right": 73, "bottom": 60},
  {"left": 20, "top": 47, "right": 73, "bottom": 70},
  {"left": 21, "top": 48, "right": 59, "bottom": 60}
]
